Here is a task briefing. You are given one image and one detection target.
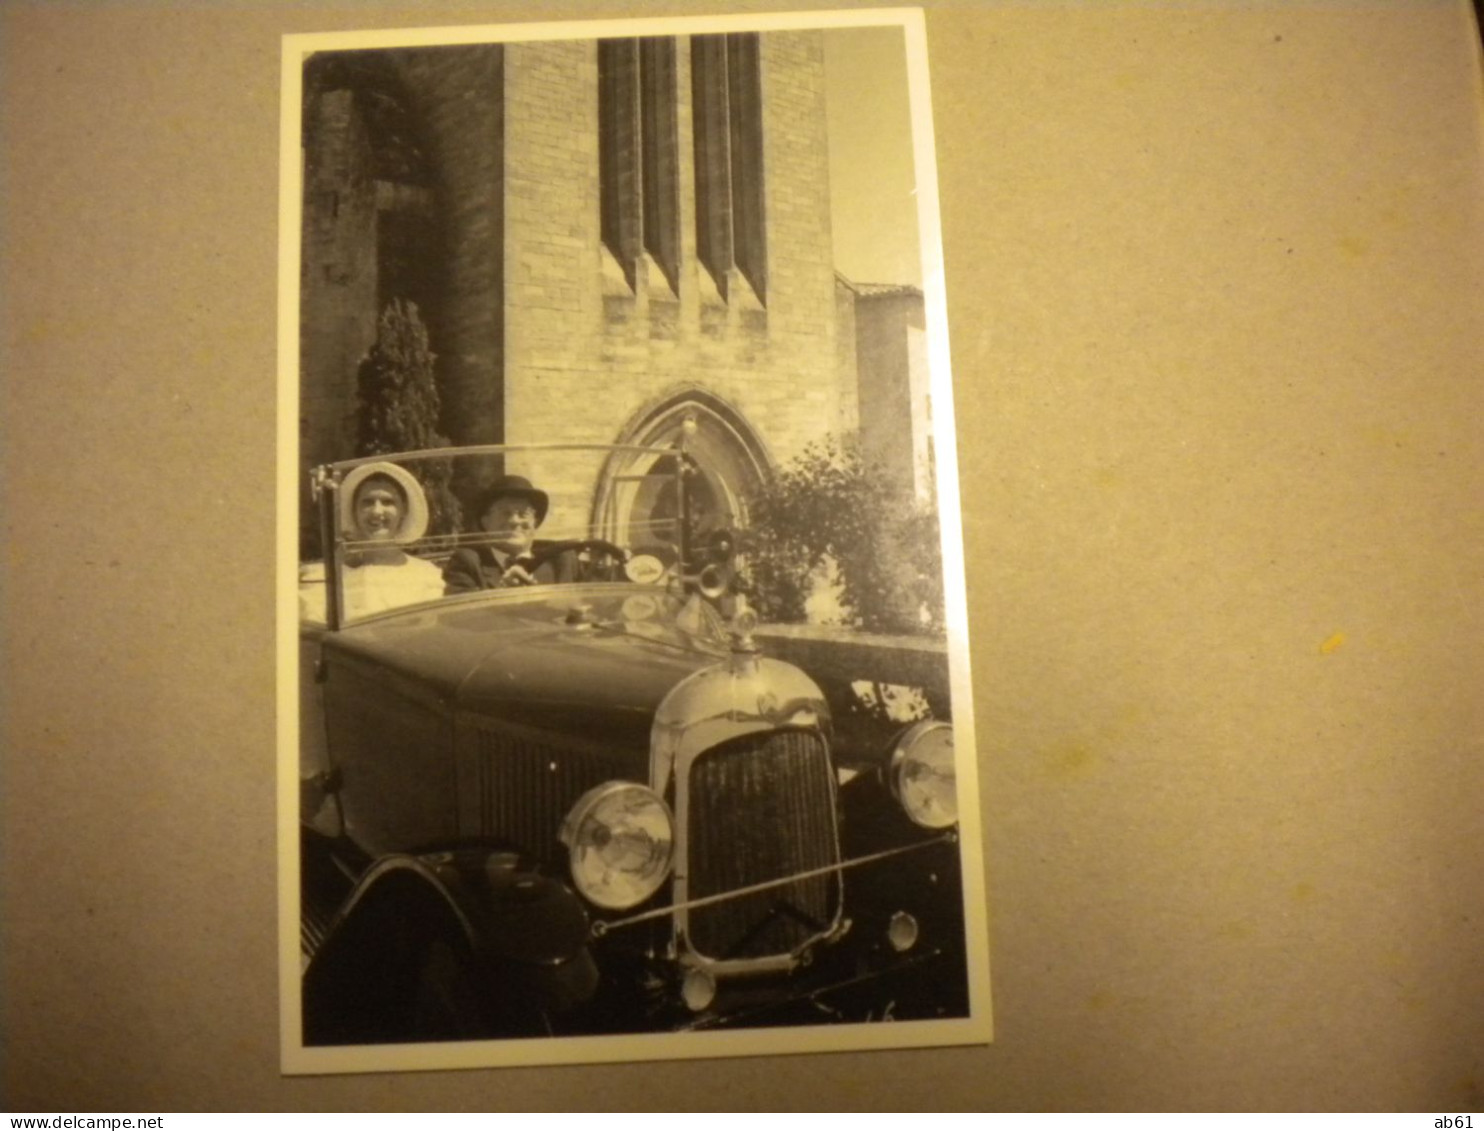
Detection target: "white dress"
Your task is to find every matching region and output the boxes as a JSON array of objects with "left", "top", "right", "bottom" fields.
[
  {"left": 344, "top": 555, "right": 445, "bottom": 617},
  {"left": 299, "top": 555, "right": 445, "bottom": 623}
]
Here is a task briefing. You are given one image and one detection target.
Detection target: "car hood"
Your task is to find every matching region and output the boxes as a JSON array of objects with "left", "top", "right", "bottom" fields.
[{"left": 325, "top": 584, "right": 729, "bottom": 737}]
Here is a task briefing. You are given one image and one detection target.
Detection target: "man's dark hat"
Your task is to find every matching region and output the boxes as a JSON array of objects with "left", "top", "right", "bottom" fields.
[{"left": 475, "top": 475, "right": 549, "bottom": 526}]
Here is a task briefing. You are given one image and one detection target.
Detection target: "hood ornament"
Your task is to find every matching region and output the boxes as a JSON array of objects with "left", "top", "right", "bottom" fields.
[{"left": 727, "top": 595, "right": 760, "bottom": 657}]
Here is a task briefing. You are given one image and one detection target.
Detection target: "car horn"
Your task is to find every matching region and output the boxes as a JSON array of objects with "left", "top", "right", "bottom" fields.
[{"left": 690, "top": 529, "right": 738, "bottom": 600}]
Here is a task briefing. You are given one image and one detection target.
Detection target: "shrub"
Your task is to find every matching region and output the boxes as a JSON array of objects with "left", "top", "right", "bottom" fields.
[{"left": 745, "top": 436, "right": 943, "bottom": 636}]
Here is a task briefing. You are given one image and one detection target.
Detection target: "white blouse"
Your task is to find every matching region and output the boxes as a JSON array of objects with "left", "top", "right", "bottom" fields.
[{"left": 299, "top": 555, "right": 445, "bottom": 623}]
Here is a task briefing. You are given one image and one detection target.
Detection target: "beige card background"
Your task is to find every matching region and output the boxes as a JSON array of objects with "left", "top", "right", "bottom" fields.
[{"left": 4, "top": 0, "right": 1483, "bottom": 1112}]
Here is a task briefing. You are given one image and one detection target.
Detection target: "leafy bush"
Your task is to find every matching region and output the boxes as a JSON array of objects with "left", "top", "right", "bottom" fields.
[
  {"left": 354, "top": 299, "right": 461, "bottom": 535},
  {"left": 745, "top": 437, "right": 943, "bottom": 635}
]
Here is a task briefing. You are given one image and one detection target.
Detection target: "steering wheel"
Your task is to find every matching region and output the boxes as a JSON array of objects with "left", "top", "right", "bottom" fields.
[{"left": 523, "top": 539, "right": 628, "bottom": 582}]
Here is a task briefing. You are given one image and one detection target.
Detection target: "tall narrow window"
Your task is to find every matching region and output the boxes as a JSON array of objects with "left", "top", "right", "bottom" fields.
[
  {"left": 639, "top": 39, "right": 680, "bottom": 291},
  {"left": 725, "top": 34, "right": 766, "bottom": 303},
  {"left": 691, "top": 35, "right": 732, "bottom": 299},
  {"left": 599, "top": 37, "right": 679, "bottom": 293},
  {"left": 691, "top": 33, "right": 766, "bottom": 304},
  {"left": 599, "top": 40, "right": 640, "bottom": 288}
]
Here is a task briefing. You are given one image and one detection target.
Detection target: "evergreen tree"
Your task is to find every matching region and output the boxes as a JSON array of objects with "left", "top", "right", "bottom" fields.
[{"left": 354, "top": 299, "right": 461, "bottom": 536}]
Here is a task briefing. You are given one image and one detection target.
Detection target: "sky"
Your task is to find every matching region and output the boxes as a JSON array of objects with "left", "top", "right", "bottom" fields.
[{"left": 823, "top": 25, "right": 924, "bottom": 288}]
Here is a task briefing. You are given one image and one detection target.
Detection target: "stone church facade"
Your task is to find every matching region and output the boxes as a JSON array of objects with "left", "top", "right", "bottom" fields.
[{"left": 299, "top": 30, "right": 915, "bottom": 545}]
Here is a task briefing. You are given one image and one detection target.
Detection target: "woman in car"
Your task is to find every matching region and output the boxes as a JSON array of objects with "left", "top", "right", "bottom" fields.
[
  {"left": 298, "top": 462, "right": 444, "bottom": 622},
  {"left": 337, "top": 462, "right": 445, "bottom": 616}
]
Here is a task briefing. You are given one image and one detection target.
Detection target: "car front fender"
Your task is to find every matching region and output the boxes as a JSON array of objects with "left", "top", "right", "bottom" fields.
[{"left": 302, "top": 850, "right": 596, "bottom": 1046}]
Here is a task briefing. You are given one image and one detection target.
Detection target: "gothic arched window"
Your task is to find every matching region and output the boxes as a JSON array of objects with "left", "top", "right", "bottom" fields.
[{"left": 592, "top": 391, "right": 772, "bottom": 560}]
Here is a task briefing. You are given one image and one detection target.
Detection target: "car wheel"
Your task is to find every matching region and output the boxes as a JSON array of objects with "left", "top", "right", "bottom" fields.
[{"left": 408, "top": 935, "right": 495, "bottom": 1042}]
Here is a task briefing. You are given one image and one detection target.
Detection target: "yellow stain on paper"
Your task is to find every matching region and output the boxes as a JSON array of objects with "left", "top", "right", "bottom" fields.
[
  {"left": 1085, "top": 990, "right": 1116, "bottom": 1012},
  {"left": 1319, "top": 632, "right": 1345, "bottom": 655},
  {"left": 1048, "top": 743, "right": 1099, "bottom": 781},
  {"left": 1038, "top": 705, "right": 1148, "bottom": 783},
  {"left": 1289, "top": 881, "right": 1317, "bottom": 903}
]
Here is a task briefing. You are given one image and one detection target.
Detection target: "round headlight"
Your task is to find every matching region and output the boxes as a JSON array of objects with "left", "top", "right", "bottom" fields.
[
  {"left": 559, "top": 782, "right": 675, "bottom": 910},
  {"left": 889, "top": 720, "right": 958, "bottom": 829}
]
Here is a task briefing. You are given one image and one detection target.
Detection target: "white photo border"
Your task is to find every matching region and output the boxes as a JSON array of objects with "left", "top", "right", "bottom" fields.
[{"left": 277, "top": 6, "right": 990, "bottom": 1076}]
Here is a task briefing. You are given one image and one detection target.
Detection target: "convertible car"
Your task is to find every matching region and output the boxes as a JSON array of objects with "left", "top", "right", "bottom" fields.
[{"left": 296, "top": 443, "right": 967, "bottom": 1044}]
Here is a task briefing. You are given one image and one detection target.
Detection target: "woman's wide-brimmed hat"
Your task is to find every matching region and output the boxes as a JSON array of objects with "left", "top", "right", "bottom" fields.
[
  {"left": 338, "top": 461, "right": 430, "bottom": 544},
  {"left": 474, "top": 475, "right": 549, "bottom": 528}
]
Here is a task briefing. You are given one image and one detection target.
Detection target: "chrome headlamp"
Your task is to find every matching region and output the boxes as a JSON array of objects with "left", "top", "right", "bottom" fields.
[
  {"left": 559, "top": 782, "right": 675, "bottom": 910},
  {"left": 888, "top": 720, "right": 958, "bottom": 829}
]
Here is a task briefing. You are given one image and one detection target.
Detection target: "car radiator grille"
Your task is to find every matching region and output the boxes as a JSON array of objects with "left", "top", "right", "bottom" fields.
[
  {"left": 465, "top": 727, "right": 620, "bottom": 869},
  {"left": 685, "top": 730, "right": 840, "bottom": 961}
]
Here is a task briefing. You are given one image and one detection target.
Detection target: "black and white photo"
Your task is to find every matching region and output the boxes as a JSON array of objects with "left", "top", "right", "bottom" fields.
[{"left": 278, "top": 8, "right": 988, "bottom": 1074}]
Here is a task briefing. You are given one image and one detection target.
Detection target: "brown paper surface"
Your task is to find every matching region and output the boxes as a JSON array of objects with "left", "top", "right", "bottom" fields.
[{"left": 4, "top": 0, "right": 1483, "bottom": 1111}]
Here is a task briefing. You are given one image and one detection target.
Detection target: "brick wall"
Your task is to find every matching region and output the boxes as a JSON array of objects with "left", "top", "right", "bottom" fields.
[
  {"left": 834, "top": 276, "right": 860, "bottom": 436},
  {"left": 499, "top": 40, "right": 606, "bottom": 530},
  {"left": 854, "top": 288, "right": 928, "bottom": 502},
  {"left": 753, "top": 31, "right": 845, "bottom": 456},
  {"left": 396, "top": 46, "right": 504, "bottom": 448}
]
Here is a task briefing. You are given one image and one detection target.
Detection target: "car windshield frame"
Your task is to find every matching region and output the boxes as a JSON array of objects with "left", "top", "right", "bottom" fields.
[{"left": 311, "top": 442, "right": 697, "bottom": 631}]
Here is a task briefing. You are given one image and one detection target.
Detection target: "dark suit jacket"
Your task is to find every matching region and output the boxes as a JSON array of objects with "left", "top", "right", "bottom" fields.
[{"left": 442, "top": 542, "right": 578, "bottom": 594}]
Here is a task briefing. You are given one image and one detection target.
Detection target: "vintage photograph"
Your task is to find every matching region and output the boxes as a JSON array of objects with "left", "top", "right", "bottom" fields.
[{"left": 278, "top": 9, "right": 989, "bottom": 1073}]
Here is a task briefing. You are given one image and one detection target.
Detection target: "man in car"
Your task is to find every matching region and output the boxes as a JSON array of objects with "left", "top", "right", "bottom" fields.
[{"left": 442, "top": 474, "right": 578, "bottom": 592}]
